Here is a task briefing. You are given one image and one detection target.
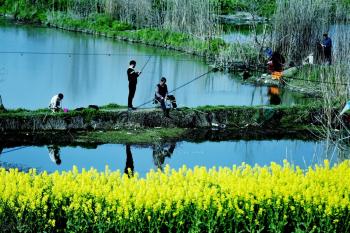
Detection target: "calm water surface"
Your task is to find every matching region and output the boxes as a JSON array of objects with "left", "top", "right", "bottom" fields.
[
  {"left": 0, "top": 140, "right": 342, "bottom": 177},
  {"left": 0, "top": 19, "right": 309, "bottom": 109}
]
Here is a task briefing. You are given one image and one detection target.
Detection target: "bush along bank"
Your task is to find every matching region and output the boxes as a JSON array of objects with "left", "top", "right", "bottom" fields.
[
  {"left": 45, "top": 12, "right": 241, "bottom": 60},
  {"left": 0, "top": 161, "right": 349, "bottom": 232}
]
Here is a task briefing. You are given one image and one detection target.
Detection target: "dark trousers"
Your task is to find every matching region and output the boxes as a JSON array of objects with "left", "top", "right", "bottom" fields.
[
  {"left": 156, "top": 95, "right": 177, "bottom": 111},
  {"left": 128, "top": 83, "right": 137, "bottom": 108},
  {"left": 324, "top": 48, "right": 332, "bottom": 65},
  {"left": 124, "top": 144, "right": 134, "bottom": 176}
]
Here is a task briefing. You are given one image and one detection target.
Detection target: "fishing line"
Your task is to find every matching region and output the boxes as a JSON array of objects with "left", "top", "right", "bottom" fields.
[
  {"left": 135, "top": 68, "right": 215, "bottom": 109},
  {"left": 0, "top": 51, "right": 202, "bottom": 62},
  {"left": 140, "top": 56, "right": 152, "bottom": 73},
  {"left": 285, "top": 76, "right": 350, "bottom": 86}
]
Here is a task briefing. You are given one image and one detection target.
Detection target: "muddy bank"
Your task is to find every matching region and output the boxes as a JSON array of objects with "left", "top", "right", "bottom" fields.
[
  {"left": 0, "top": 105, "right": 324, "bottom": 133},
  {"left": 0, "top": 127, "right": 318, "bottom": 147}
]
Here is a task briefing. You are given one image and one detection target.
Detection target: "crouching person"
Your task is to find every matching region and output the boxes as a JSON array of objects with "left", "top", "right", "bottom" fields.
[
  {"left": 49, "top": 93, "right": 64, "bottom": 112},
  {"left": 155, "top": 77, "right": 177, "bottom": 117}
]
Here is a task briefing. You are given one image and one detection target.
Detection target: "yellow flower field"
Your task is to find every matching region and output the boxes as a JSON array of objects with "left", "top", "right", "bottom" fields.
[{"left": 0, "top": 160, "right": 349, "bottom": 232}]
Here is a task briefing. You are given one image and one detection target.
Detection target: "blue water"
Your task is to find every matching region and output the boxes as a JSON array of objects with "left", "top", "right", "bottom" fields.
[
  {"left": 0, "top": 139, "right": 339, "bottom": 177},
  {"left": 0, "top": 19, "right": 309, "bottom": 110}
]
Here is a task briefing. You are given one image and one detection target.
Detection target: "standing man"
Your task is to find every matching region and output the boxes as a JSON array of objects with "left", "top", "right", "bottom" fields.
[
  {"left": 127, "top": 60, "right": 141, "bottom": 110},
  {"left": 321, "top": 33, "right": 332, "bottom": 65}
]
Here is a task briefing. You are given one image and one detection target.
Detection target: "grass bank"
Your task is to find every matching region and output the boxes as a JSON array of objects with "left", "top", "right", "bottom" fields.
[
  {"left": 45, "top": 12, "right": 227, "bottom": 58},
  {"left": 0, "top": 103, "right": 333, "bottom": 134}
]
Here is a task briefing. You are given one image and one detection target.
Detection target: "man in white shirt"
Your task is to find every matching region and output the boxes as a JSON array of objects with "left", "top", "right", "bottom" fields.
[{"left": 49, "top": 93, "right": 64, "bottom": 112}]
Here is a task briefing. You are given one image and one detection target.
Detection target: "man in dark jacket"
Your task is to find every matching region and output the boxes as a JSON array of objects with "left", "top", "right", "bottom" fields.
[
  {"left": 321, "top": 33, "right": 332, "bottom": 65},
  {"left": 155, "top": 77, "right": 177, "bottom": 117},
  {"left": 127, "top": 60, "right": 141, "bottom": 110}
]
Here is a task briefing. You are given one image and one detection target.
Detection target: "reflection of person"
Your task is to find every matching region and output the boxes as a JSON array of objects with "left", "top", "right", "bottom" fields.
[
  {"left": 47, "top": 145, "right": 61, "bottom": 165},
  {"left": 127, "top": 60, "right": 141, "bottom": 110},
  {"left": 49, "top": 93, "right": 64, "bottom": 112},
  {"left": 152, "top": 143, "right": 176, "bottom": 171},
  {"left": 268, "top": 86, "right": 281, "bottom": 105},
  {"left": 124, "top": 144, "right": 134, "bottom": 177},
  {"left": 155, "top": 77, "right": 177, "bottom": 117},
  {"left": 321, "top": 33, "right": 332, "bottom": 65}
]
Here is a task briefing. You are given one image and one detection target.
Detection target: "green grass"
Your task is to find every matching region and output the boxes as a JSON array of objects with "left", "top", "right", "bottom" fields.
[
  {"left": 47, "top": 12, "right": 133, "bottom": 33},
  {"left": 217, "top": 0, "right": 277, "bottom": 16},
  {"left": 44, "top": 12, "right": 229, "bottom": 56},
  {"left": 0, "top": 103, "right": 126, "bottom": 117},
  {"left": 79, "top": 128, "right": 187, "bottom": 144}
]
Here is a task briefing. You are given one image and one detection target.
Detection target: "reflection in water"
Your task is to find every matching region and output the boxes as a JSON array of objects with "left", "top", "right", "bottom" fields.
[
  {"left": 268, "top": 86, "right": 282, "bottom": 105},
  {"left": 152, "top": 143, "right": 176, "bottom": 171},
  {"left": 0, "top": 139, "right": 349, "bottom": 176},
  {"left": 47, "top": 145, "right": 61, "bottom": 165},
  {"left": 124, "top": 144, "right": 134, "bottom": 177}
]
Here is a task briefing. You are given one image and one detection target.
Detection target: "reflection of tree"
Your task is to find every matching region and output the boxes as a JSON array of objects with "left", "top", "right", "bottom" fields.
[
  {"left": 124, "top": 144, "right": 134, "bottom": 177},
  {"left": 47, "top": 145, "right": 61, "bottom": 165},
  {"left": 152, "top": 143, "right": 176, "bottom": 171}
]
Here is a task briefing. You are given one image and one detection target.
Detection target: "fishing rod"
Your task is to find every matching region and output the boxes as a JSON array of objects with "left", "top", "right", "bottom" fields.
[
  {"left": 135, "top": 68, "right": 215, "bottom": 109},
  {"left": 139, "top": 56, "right": 152, "bottom": 74},
  {"left": 1, "top": 146, "right": 31, "bottom": 155}
]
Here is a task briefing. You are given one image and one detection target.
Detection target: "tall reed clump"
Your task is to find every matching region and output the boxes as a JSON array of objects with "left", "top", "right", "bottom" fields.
[
  {"left": 271, "top": 0, "right": 334, "bottom": 63},
  {"left": 272, "top": 0, "right": 350, "bottom": 158},
  {"left": 52, "top": 0, "right": 221, "bottom": 39},
  {"left": 318, "top": 20, "right": 350, "bottom": 158}
]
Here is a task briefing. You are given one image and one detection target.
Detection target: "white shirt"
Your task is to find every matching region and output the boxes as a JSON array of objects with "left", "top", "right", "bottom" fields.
[{"left": 49, "top": 95, "right": 61, "bottom": 109}]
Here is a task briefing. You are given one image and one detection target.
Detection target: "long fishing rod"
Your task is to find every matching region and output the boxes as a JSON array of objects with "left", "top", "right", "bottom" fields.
[
  {"left": 139, "top": 56, "right": 152, "bottom": 74},
  {"left": 135, "top": 68, "right": 215, "bottom": 109},
  {"left": 1, "top": 146, "right": 31, "bottom": 155}
]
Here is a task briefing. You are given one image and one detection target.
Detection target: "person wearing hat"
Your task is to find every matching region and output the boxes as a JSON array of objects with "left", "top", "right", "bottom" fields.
[
  {"left": 155, "top": 77, "right": 177, "bottom": 117},
  {"left": 127, "top": 60, "right": 141, "bottom": 110},
  {"left": 49, "top": 93, "right": 64, "bottom": 112},
  {"left": 321, "top": 33, "right": 332, "bottom": 65}
]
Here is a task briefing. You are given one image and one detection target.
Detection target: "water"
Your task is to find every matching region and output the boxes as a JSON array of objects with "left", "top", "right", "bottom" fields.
[
  {"left": 0, "top": 19, "right": 309, "bottom": 110},
  {"left": 221, "top": 24, "right": 264, "bottom": 44},
  {"left": 0, "top": 140, "right": 341, "bottom": 177}
]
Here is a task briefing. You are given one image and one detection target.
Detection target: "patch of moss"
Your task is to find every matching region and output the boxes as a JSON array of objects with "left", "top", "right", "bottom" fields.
[
  {"left": 79, "top": 128, "right": 187, "bottom": 144},
  {"left": 99, "top": 103, "right": 125, "bottom": 110}
]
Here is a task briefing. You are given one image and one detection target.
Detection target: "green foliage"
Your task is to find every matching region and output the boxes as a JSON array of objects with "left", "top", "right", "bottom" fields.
[
  {"left": 216, "top": 0, "right": 276, "bottom": 16},
  {"left": 216, "top": 0, "right": 248, "bottom": 14},
  {"left": 99, "top": 103, "right": 125, "bottom": 109},
  {"left": 47, "top": 12, "right": 132, "bottom": 34},
  {"left": 118, "top": 28, "right": 222, "bottom": 56}
]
